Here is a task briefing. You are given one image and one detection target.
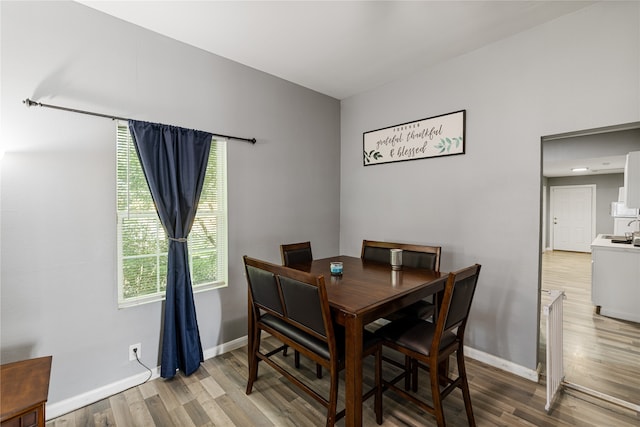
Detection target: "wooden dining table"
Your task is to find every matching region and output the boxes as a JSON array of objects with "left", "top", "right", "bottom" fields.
[{"left": 290, "top": 255, "right": 447, "bottom": 427}]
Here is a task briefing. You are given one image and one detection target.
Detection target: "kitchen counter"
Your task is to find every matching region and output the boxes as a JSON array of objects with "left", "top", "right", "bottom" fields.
[
  {"left": 591, "top": 234, "right": 640, "bottom": 251},
  {"left": 591, "top": 234, "right": 640, "bottom": 323}
]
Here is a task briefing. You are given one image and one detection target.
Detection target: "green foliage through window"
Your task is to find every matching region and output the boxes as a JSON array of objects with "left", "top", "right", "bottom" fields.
[{"left": 116, "top": 123, "right": 228, "bottom": 307}]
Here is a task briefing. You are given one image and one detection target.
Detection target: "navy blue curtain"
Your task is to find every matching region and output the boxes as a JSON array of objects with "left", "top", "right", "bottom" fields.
[{"left": 128, "top": 120, "right": 211, "bottom": 378}]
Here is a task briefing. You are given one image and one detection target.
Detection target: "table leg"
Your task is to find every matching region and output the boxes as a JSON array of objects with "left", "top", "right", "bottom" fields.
[{"left": 344, "top": 314, "right": 363, "bottom": 427}]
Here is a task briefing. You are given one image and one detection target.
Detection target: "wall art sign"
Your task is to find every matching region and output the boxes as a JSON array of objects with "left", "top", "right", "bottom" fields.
[{"left": 363, "top": 110, "right": 465, "bottom": 166}]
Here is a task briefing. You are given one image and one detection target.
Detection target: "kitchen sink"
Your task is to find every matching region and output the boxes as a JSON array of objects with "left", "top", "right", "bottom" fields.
[{"left": 600, "top": 235, "right": 633, "bottom": 243}]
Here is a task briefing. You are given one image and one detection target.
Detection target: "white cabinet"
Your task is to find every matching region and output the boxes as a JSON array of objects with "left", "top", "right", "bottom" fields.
[
  {"left": 624, "top": 151, "right": 640, "bottom": 208},
  {"left": 591, "top": 238, "right": 640, "bottom": 323}
]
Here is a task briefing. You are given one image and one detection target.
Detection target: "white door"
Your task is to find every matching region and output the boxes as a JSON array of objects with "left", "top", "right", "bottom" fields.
[{"left": 550, "top": 185, "right": 595, "bottom": 252}]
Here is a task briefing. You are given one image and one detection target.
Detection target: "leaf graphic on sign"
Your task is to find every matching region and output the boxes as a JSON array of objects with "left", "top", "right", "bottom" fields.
[{"left": 364, "top": 149, "right": 383, "bottom": 163}]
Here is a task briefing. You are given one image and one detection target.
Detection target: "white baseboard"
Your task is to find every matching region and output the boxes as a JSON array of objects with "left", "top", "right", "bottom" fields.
[
  {"left": 203, "top": 335, "right": 248, "bottom": 360},
  {"left": 46, "top": 335, "right": 536, "bottom": 420},
  {"left": 46, "top": 336, "right": 248, "bottom": 420},
  {"left": 369, "top": 319, "right": 538, "bottom": 382},
  {"left": 46, "top": 367, "right": 161, "bottom": 420},
  {"left": 598, "top": 308, "right": 640, "bottom": 323},
  {"left": 465, "top": 346, "right": 539, "bottom": 382}
]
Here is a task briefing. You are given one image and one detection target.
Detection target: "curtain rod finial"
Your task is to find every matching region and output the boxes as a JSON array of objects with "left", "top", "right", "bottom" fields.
[{"left": 23, "top": 98, "right": 38, "bottom": 108}]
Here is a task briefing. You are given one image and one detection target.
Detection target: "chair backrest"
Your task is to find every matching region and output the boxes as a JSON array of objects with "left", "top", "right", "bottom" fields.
[
  {"left": 361, "top": 240, "right": 441, "bottom": 271},
  {"left": 280, "top": 241, "right": 313, "bottom": 267},
  {"left": 244, "top": 261, "right": 285, "bottom": 316},
  {"left": 243, "top": 255, "right": 334, "bottom": 343},
  {"left": 435, "top": 264, "right": 481, "bottom": 341}
]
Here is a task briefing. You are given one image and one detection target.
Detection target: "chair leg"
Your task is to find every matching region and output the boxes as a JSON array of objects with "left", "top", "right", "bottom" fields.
[
  {"left": 326, "top": 367, "right": 339, "bottom": 427},
  {"left": 292, "top": 350, "right": 321, "bottom": 378},
  {"left": 430, "top": 359, "right": 446, "bottom": 427},
  {"left": 404, "top": 355, "right": 412, "bottom": 390},
  {"left": 457, "top": 350, "right": 476, "bottom": 426},
  {"left": 375, "top": 346, "right": 383, "bottom": 425},
  {"left": 411, "top": 358, "right": 448, "bottom": 391},
  {"left": 283, "top": 344, "right": 288, "bottom": 356},
  {"left": 438, "top": 358, "right": 450, "bottom": 387},
  {"left": 246, "top": 330, "right": 261, "bottom": 395}
]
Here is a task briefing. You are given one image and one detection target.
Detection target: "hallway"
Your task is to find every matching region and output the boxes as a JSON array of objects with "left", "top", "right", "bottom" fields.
[{"left": 540, "top": 250, "right": 640, "bottom": 405}]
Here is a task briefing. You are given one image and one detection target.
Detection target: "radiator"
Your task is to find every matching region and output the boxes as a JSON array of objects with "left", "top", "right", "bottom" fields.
[
  {"left": 542, "top": 289, "right": 565, "bottom": 412},
  {"left": 541, "top": 289, "right": 640, "bottom": 414}
]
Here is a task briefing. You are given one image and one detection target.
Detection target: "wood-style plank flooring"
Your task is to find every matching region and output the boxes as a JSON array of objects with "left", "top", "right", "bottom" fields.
[
  {"left": 47, "top": 343, "right": 640, "bottom": 427},
  {"left": 48, "top": 252, "right": 640, "bottom": 426},
  {"left": 540, "top": 250, "right": 640, "bottom": 406}
]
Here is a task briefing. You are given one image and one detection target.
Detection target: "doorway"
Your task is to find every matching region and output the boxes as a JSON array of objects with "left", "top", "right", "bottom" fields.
[
  {"left": 539, "top": 122, "right": 640, "bottom": 411},
  {"left": 549, "top": 185, "right": 595, "bottom": 252}
]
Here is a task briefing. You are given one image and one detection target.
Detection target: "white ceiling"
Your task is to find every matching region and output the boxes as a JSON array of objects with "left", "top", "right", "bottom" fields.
[
  {"left": 543, "top": 155, "right": 626, "bottom": 178},
  {"left": 80, "top": 0, "right": 628, "bottom": 178},
  {"left": 78, "top": 1, "right": 593, "bottom": 100}
]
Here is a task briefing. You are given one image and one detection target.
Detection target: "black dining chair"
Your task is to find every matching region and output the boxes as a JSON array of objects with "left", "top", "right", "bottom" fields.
[
  {"left": 280, "top": 241, "right": 313, "bottom": 267},
  {"left": 243, "top": 256, "right": 382, "bottom": 427},
  {"left": 361, "top": 240, "right": 441, "bottom": 321},
  {"left": 280, "top": 241, "right": 322, "bottom": 378},
  {"left": 374, "top": 264, "right": 481, "bottom": 427}
]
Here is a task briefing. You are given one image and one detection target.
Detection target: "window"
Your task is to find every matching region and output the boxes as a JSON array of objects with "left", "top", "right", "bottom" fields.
[{"left": 116, "top": 123, "right": 228, "bottom": 308}]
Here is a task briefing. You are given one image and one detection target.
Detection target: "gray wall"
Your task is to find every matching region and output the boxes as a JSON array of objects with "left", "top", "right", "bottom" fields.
[
  {"left": 544, "top": 129, "right": 640, "bottom": 163},
  {"left": 340, "top": 2, "right": 640, "bottom": 370},
  {"left": 0, "top": 1, "right": 340, "bottom": 406}
]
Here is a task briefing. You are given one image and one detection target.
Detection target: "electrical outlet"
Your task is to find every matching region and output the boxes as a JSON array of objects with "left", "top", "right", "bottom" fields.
[{"left": 129, "top": 343, "right": 141, "bottom": 361}]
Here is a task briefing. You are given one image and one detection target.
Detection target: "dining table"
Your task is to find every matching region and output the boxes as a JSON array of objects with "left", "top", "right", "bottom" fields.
[{"left": 290, "top": 255, "right": 447, "bottom": 427}]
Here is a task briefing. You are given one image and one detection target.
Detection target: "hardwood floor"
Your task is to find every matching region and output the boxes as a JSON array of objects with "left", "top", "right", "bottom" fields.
[
  {"left": 540, "top": 250, "right": 640, "bottom": 406},
  {"left": 47, "top": 253, "right": 640, "bottom": 426},
  {"left": 47, "top": 343, "right": 640, "bottom": 427}
]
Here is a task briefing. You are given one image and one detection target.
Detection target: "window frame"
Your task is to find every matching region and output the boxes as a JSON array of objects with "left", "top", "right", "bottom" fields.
[{"left": 116, "top": 122, "right": 228, "bottom": 308}]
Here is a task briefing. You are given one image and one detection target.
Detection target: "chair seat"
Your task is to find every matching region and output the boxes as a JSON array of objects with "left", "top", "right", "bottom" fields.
[
  {"left": 262, "top": 314, "right": 380, "bottom": 363},
  {"left": 375, "top": 318, "right": 457, "bottom": 356},
  {"left": 262, "top": 314, "right": 333, "bottom": 359},
  {"left": 384, "top": 300, "right": 434, "bottom": 322}
]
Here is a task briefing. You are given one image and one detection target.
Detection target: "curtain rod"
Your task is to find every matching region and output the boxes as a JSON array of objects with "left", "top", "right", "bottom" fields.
[{"left": 23, "top": 98, "right": 257, "bottom": 144}]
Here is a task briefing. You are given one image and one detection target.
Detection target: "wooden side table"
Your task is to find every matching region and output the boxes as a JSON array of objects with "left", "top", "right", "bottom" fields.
[{"left": 1, "top": 356, "right": 52, "bottom": 427}]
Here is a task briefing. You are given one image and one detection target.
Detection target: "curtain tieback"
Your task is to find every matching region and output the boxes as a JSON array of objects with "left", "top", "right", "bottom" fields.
[{"left": 168, "top": 237, "right": 188, "bottom": 243}]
